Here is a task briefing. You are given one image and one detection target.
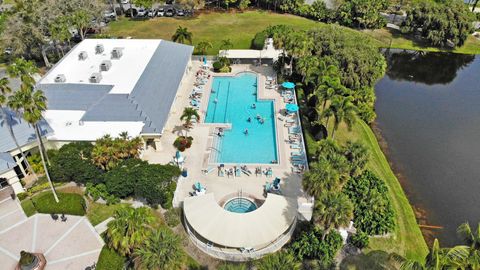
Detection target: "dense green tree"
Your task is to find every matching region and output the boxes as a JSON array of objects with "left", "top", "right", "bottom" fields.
[
  {"left": 172, "top": 26, "right": 193, "bottom": 44},
  {"left": 336, "top": 0, "right": 388, "bottom": 29},
  {"left": 133, "top": 227, "right": 185, "bottom": 270},
  {"left": 104, "top": 159, "right": 142, "bottom": 198},
  {"left": 290, "top": 225, "right": 343, "bottom": 265},
  {"left": 401, "top": 0, "right": 474, "bottom": 48},
  {"left": 255, "top": 251, "right": 301, "bottom": 270},
  {"left": 105, "top": 206, "right": 154, "bottom": 256},
  {"left": 344, "top": 170, "right": 395, "bottom": 235},
  {"left": 49, "top": 142, "right": 103, "bottom": 184},
  {"left": 344, "top": 141, "right": 369, "bottom": 177},
  {"left": 303, "top": 159, "right": 341, "bottom": 197}
]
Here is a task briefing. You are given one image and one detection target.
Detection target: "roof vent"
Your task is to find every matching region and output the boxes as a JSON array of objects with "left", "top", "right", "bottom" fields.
[
  {"left": 79, "top": 120, "right": 84, "bottom": 126},
  {"left": 78, "top": 51, "right": 88, "bottom": 60},
  {"left": 54, "top": 74, "right": 66, "bottom": 83},
  {"left": 111, "top": 47, "right": 123, "bottom": 59},
  {"left": 89, "top": 72, "right": 102, "bottom": 83},
  {"left": 100, "top": 60, "right": 112, "bottom": 71},
  {"left": 95, "top": 44, "right": 104, "bottom": 54}
]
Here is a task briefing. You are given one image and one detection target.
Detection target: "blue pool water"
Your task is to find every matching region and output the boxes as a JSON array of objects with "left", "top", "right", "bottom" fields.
[
  {"left": 205, "top": 73, "right": 278, "bottom": 163},
  {"left": 224, "top": 198, "right": 257, "bottom": 213}
]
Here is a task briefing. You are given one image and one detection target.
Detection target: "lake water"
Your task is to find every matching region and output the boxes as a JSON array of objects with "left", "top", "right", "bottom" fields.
[{"left": 375, "top": 50, "right": 480, "bottom": 246}]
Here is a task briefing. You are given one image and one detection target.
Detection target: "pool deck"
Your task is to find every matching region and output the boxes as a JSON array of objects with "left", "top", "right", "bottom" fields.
[{"left": 143, "top": 61, "right": 313, "bottom": 220}]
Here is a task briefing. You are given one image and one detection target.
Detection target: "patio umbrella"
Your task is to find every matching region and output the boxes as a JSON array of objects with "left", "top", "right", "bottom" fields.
[
  {"left": 282, "top": 81, "right": 295, "bottom": 89},
  {"left": 175, "top": 150, "right": 184, "bottom": 164},
  {"left": 286, "top": 103, "right": 299, "bottom": 112}
]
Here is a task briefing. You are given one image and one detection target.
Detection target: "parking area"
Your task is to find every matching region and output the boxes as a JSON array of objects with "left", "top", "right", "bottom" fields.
[{"left": 0, "top": 198, "right": 103, "bottom": 269}]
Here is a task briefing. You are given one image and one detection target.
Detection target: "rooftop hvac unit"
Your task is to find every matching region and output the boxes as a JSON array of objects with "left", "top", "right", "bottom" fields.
[
  {"left": 95, "top": 44, "right": 104, "bottom": 54},
  {"left": 89, "top": 72, "right": 102, "bottom": 83},
  {"left": 78, "top": 51, "right": 88, "bottom": 60},
  {"left": 100, "top": 60, "right": 112, "bottom": 71},
  {"left": 111, "top": 47, "right": 123, "bottom": 59},
  {"left": 54, "top": 74, "right": 66, "bottom": 83}
]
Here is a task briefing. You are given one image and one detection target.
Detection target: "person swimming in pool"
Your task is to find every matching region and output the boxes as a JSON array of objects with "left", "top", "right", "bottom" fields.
[
  {"left": 252, "top": 103, "right": 256, "bottom": 109},
  {"left": 244, "top": 128, "right": 249, "bottom": 135},
  {"left": 214, "top": 98, "right": 218, "bottom": 103},
  {"left": 247, "top": 117, "right": 251, "bottom": 122}
]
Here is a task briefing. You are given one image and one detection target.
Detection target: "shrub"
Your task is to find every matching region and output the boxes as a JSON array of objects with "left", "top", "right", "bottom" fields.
[
  {"left": 164, "top": 208, "right": 181, "bottom": 227},
  {"left": 251, "top": 30, "right": 267, "bottom": 49},
  {"left": 32, "top": 192, "right": 86, "bottom": 215},
  {"left": 17, "top": 192, "right": 29, "bottom": 201},
  {"left": 105, "top": 159, "right": 181, "bottom": 207},
  {"left": 173, "top": 136, "right": 193, "bottom": 152},
  {"left": 86, "top": 183, "right": 120, "bottom": 205},
  {"left": 289, "top": 226, "right": 343, "bottom": 266},
  {"left": 219, "top": 66, "right": 231, "bottom": 73},
  {"left": 92, "top": 135, "right": 143, "bottom": 171},
  {"left": 27, "top": 153, "right": 44, "bottom": 175},
  {"left": 49, "top": 142, "right": 104, "bottom": 184},
  {"left": 20, "top": 199, "right": 36, "bottom": 217},
  {"left": 344, "top": 170, "right": 395, "bottom": 235},
  {"left": 96, "top": 246, "right": 125, "bottom": 270},
  {"left": 212, "top": 61, "right": 224, "bottom": 71},
  {"left": 348, "top": 231, "right": 369, "bottom": 249}
]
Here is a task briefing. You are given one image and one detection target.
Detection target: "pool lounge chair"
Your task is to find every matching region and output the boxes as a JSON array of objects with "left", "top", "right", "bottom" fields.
[
  {"left": 292, "top": 160, "right": 306, "bottom": 166},
  {"left": 288, "top": 127, "right": 300, "bottom": 134},
  {"left": 202, "top": 167, "right": 215, "bottom": 175},
  {"left": 285, "top": 118, "right": 296, "bottom": 124},
  {"left": 290, "top": 144, "right": 301, "bottom": 149},
  {"left": 291, "top": 151, "right": 304, "bottom": 156},
  {"left": 241, "top": 167, "right": 251, "bottom": 176},
  {"left": 235, "top": 167, "right": 241, "bottom": 177}
]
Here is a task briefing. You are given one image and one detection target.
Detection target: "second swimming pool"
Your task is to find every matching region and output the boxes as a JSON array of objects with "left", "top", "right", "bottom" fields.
[{"left": 205, "top": 72, "right": 278, "bottom": 164}]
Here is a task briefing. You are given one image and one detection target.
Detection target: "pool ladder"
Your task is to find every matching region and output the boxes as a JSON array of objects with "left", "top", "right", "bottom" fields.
[{"left": 237, "top": 190, "right": 244, "bottom": 208}]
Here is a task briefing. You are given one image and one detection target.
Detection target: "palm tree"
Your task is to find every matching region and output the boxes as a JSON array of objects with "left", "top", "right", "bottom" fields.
[
  {"left": 313, "top": 192, "right": 353, "bottom": 238},
  {"left": 220, "top": 39, "right": 233, "bottom": 51},
  {"left": 302, "top": 159, "right": 341, "bottom": 198},
  {"left": 7, "top": 58, "right": 38, "bottom": 87},
  {"left": 171, "top": 26, "right": 193, "bottom": 44},
  {"left": 133, "top": 227, "right": 185, "bottom": 270},
  {"left": 255, "top": 251, "right": 300, "bottom": 270},
  {"left": 8, "top": 87, "right": 59, "bottom": 202},
  {"left": 196, "top": 40, "right": 213, "bottom": 56},
  {"left": 105, "top": 207, "right": 155, "bottom": 256},
  {"left": 296, "top": 55, "right": 319, "bottom": 85},
  {"left": 0, "top": 77, "right": 38, "bottom": 182},
  {"left": 325, "top": 95, "right": 357, "bottom": 139},
  {"left": 217, "top": 263, "right": 248, "bottom": 270},
  {"left": 457, "top": 222, "right": 480, "bottom": 269},
  {"left": 344, "top": 141, "right": 369, "bottom": 177},
  {"left": 180, "top": 107, "right": 200, "bottom": 136}
]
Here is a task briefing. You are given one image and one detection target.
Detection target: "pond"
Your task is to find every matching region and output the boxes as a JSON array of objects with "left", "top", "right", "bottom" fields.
[{"left": 375, "top": 49, "right": 480, "bottom": 246}]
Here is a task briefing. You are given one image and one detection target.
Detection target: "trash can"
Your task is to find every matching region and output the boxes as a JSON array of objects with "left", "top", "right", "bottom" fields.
[{"left": 181, "top": 169, "right": 188, "bottom": 177}]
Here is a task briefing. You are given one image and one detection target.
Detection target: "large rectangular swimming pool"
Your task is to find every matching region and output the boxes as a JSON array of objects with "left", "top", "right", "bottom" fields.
[{"left": 205, "top": 72, "right": 278, "bottom": 164}]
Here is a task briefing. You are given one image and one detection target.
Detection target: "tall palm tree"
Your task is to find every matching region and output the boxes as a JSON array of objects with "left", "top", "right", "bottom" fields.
[
  {"left": 344, "top": 141, "right": 369, "bottom": 177},
  {"left": 106, "top": 207, "right": 155, "bottom": 256},
  {"left": 133, "top": 227, "right": 185, "bottom": 270},
  {"left": 302, "top": 159, "right": 341, "bottom": 198},
  {"left": 7, "top": 58, "right": 37, "bottom": 87},
  {"left": 180, "top": 107, "right": 200, "bottom": 136},
  {"left": 296, "top": 55, "right": 319, "bottom": 85},
  {"left": 196, "top": 40, "right": 212, "bottom": 56},
  {"left": 8, "top": 87, "right": 59, "bottom": 202},
  {"left": 324, "top": 95, "right": 357, "bottom": 139},
  {"left": 0, "top": 77, "right": 38, "bottom": 181},
  {"left": 457, "top": 222, "right": 480, "bottom": 269},
  {"left": 171, "top": 26, "right": 193, "bottom": 44},
  {"left": 313, "top": 192, "right": 353, "bottom": 238},
  {"left": 255, "top": 251, "right": 300, "bottom": 270}
]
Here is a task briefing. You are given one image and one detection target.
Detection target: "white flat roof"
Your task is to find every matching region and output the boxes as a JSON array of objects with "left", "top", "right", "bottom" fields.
[
  {"left": 183, "top": 193, "right": 297, "bottom": 249},
  {"left": 44, "top": 110, "right": 144, "bottom": 141},
  {"left": 40, "top": 39, "right": 161, "bottom": 94},
  {"left": 219, "top": 49, "right": 282, "bottom": 59}
]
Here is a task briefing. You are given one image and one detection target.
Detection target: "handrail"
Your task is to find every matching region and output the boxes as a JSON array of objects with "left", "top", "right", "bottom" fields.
[{"left": 183, "top": 212, "right": 297, "bottom": 262}]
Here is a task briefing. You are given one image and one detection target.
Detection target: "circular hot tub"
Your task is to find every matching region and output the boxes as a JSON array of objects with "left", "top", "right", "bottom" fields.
[{"left": 223, "top": 197, "right": 257, "bottom": 213}]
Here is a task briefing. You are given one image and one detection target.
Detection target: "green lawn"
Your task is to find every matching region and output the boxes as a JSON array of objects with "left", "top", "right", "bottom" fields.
[
  {"left": 105, "top": 11, "right": 480, "bottom": 55},
  {"left": 96, "top": 246, "right": 126, "bottom": 270},
  {"left": 32, "top": 192, "right": 86, "bottom": 216},
  {"left": 86, "top": 202, "right": 129, "bottom": 226},
  {"left": 335, "top": 121, "right": 428, "bottom": 261}
]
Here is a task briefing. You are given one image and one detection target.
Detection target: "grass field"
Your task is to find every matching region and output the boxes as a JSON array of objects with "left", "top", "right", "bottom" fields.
[
  {"left": 105, "top": 10, "right": 480, "bottom": 55},
  {"left": 86, "top": 202, "right": 129, "bottom": 226},
  {"left": 335, "top": 121, "right": 428, "bottom": 261}
]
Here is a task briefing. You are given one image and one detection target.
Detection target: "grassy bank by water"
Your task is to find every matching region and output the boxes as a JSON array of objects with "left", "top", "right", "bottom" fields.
[
  {"left": 105, "top": 11, "right": 480, "bottom": 55},
  {"left": 335, "top": 121, "right": 428, "bottom": 260}
]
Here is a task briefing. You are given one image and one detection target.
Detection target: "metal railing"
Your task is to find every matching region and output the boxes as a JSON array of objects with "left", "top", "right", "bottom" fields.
[{"left": 183, "top": 213, "right": 297, "bottom": 262}]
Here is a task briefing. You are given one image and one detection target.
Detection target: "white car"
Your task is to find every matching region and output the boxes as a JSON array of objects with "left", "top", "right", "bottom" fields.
[
  {"left": 157, "top": 8, "right": 165, "bottom": 17},
  {"left": 121, "top": 0, "right": 129, "bottom": 4},
  {"left": 137, "top": 8, "right": 147, "bottom": 17},
  {"left": 103, "top": 10, "right": 116, "bottom": 19}
]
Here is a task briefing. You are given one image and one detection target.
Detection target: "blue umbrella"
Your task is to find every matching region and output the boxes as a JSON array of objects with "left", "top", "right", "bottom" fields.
[
  {"left": 176, "top": 150, "right": 182, "bottom": 159},
  {"left": 282, "top": 81, "right": 295, "bottom": 89},
  {"left": 286, "top": 103, "right": 299, "bottom": 112}
]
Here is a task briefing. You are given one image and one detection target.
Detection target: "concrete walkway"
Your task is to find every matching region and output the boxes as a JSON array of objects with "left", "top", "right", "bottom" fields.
[{"left": 0, "top": 198, "right": 103, "bottom": 269}]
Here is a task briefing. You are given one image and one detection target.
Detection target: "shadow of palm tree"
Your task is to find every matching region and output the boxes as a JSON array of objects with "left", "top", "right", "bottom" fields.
[{"left": 171, "top": 124, "right": 187, "bottom": 136}]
